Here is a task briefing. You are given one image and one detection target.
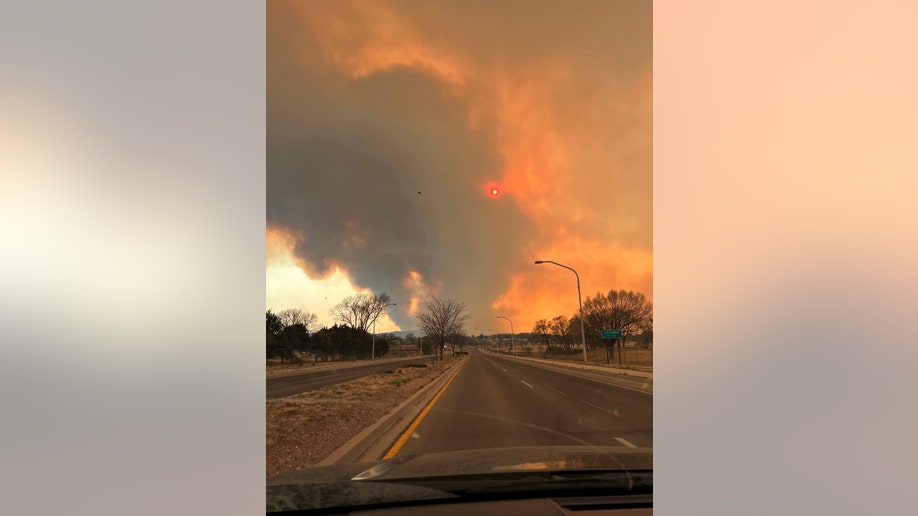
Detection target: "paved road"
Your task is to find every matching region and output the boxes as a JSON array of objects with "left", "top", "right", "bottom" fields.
[
  {"left": 392, "top": 349, "right": 652, "bottom": 456},
  {"left": 266, "top": 357, "right": 432, "bottom": 400}
]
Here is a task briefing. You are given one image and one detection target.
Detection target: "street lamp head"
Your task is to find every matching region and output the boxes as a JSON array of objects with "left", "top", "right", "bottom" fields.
[{"left": 534, "top": 260, "right": 544, "bottom": 264}]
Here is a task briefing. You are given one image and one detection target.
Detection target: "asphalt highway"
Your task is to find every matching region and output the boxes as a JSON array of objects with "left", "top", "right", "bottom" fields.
[
  {"left": 391, "top": 349, "right": 652, "bottom": 456},
  {"left": 266, "top": 356, "right": 431, "bottom": 400}
]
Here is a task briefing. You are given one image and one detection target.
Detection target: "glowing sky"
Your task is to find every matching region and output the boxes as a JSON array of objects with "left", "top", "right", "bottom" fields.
[{"left": 267, "top": 0, "right": 651, "bottom": 334}]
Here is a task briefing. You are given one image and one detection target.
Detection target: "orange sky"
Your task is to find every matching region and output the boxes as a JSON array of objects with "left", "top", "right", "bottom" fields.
[{"left": 267, "top": 0, "right": 651, "bottom": 333}]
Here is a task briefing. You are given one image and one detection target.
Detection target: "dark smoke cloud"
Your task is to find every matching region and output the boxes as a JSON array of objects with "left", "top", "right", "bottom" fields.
[
  {"left": 267, "top": 0, "right": 652, "bottom": 332},
  {"left": 268, "top": 14, "right": 534, "bottom": 330}
]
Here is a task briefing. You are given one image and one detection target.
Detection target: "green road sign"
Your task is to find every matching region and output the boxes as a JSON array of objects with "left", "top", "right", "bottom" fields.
[{"left": 602, "top": 329, "right": 623, "bottom": 339}]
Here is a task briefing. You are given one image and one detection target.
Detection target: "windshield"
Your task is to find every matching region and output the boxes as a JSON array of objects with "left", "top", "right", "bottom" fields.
[{"left": 266, "top": 0, "right": 652, "bottom": 510}]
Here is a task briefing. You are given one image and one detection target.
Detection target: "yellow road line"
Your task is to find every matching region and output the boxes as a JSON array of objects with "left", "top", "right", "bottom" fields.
[{"left": 383, "top": 358, "right": 468, "bottom": 459}]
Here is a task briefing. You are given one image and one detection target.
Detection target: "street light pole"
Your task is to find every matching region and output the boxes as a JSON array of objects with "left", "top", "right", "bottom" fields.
[
  {"left": 497, "top": 316, "right": 514, "bottom": 355},
  {"left": 535, "top": 260, "right": 588, "bottom": 363},
  {"left": 371, "top": 302, "right": 397, "bottom": 360}
]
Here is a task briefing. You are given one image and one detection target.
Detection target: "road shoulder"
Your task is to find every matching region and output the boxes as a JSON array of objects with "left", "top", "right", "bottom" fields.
[
  {"left": 266, "top": 357, "right": 463, "bottom": 476},
  {"left": 319, "top": 356, "right": 467, "bottom": 466}
]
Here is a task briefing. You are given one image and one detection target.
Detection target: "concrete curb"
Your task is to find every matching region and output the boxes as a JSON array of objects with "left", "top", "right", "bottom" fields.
[
  {"left": 317, "top": 357, "right": 466, "bottom": 466},
  {"left": 498, "top": 353, "right": 653, "bottom": 380}
]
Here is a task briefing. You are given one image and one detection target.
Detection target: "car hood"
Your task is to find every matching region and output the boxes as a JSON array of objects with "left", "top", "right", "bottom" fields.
[
  {"left": 269, "top": 445, "right": 651, "bottom": 484},
  {"left": 267, "top": 446, "right": 652, "bottom": 512}
]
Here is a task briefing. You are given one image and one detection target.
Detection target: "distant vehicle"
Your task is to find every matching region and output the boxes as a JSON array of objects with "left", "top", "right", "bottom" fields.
[{"left": 455, "top": 349, "right": 468, "bottom": 355}]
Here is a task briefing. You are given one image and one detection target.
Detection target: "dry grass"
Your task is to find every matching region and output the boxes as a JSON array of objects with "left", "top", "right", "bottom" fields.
[
  {"left": 523, "top": 346, "right": 653, "bottom": 371},
  {"left": 266, "top": 359, "right": 456, "bottom": 477},
  {"left": 266, "top": 356, "right": 432, "bottom": 377},
  {"left": 266, "top": 357, "right": 362, "bottom": 375}
]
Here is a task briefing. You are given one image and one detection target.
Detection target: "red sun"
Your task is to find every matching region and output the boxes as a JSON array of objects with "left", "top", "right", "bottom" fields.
[{"left": 484, "top": 182, "right": 503, "bottom": 198}]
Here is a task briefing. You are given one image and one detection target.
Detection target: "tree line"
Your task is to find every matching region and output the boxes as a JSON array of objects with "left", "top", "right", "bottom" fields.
[
  {"left": 267, "top": 292, "right": 472, "bottom": 363},
  {"left": 531, "top": 289, "right": 652, "bottom": 364},
  {"left": 266, "top": 314, "right": 394, "bottom": 363},
  {"left": 267, "top": 289, "right": 649, "bottom": 366},
  {"left": 266, "top": 293, "right": 395, "bottom": 363}
]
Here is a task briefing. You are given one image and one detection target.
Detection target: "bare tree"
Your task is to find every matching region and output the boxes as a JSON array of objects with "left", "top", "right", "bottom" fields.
[
  {"left": 329, "top": 292, "right": 391, "bottom": 332},
  {"left": 583, "top": 290, "right": 653, "bottom": 365},
  {"left": 277, "top": 308, "right": 318, "bottom": 332},
  {"left": 531, "top": 319, "right": 553, "bottom": 356},
  {"left": 415, "top": 296, "right": 469, "bottom": 361},
  {"left": 549, "top": 315, "right": 575, "bottom": 350}
]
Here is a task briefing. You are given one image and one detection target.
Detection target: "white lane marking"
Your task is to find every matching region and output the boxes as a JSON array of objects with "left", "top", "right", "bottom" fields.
[
  {"left": 614, "top": 437, "right": 637, "bottom": 448},
  {"left": 501, "top": 368, "right": 507, "bottom": 372},
  {"left": 520, "top": 380, "right": 534, "bottom": 388}
]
